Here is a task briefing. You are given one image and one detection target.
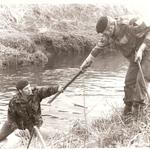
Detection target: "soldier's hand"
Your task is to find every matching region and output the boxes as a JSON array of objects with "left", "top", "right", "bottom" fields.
[
  {"left": 80, "top": 54, "right": 95, "bottom": 72},
  {"left": 135, "top": 50, "right": 142, "bottom": 62},
  {"left": 135, "top": 43, "right": 146, "bottom": 62},
  {"left": 58, "top": 85, "right": 63, "bottom": 93},
  {"left": 80, "top": 60, "right": 92, "bottom": 72}
]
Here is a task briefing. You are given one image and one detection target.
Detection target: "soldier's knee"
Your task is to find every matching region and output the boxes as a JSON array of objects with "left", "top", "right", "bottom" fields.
[
  {"left": 0, "top": 124, "right": 8, "bottom": 141},
  {"left": 124, "top": 85, "right": 135, "bottom": 92},
  {"left": 124, "top": 85, "right": 135, "bottom": 101},
  {"left": 0, "top": 133, "right": 7, "bottom": 141},
  {"left": 0, "top": 121, "right": 17, "bottom": 141}
]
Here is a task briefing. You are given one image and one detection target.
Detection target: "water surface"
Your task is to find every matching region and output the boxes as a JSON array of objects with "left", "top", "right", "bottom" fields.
[{"left": 0, "top": 53, "right": 128, "bottom": 132}]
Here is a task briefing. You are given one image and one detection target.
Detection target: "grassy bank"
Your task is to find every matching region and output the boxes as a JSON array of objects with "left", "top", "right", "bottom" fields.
[
  {"left": 45, "top": 106, "right": 150, "bottom": 148},
  {"left": 7, "top": 105, "right": 149, "bottom": 148},
  {"left": 0, "top": 3, "right": 138, "bottom": 69}
]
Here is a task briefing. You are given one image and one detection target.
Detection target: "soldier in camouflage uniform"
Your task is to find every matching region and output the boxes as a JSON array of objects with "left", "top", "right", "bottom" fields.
[
  {"left": 0, "top": 79, "right": 61, "bottom": 141},
  {"left": 80, "top": 16, "right": 150, "bottom": 119}
]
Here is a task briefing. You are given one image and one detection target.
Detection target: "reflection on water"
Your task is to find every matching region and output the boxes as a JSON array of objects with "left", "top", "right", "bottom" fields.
[{"left": 0, "top": 53, "right": 128, "bottom": 131}]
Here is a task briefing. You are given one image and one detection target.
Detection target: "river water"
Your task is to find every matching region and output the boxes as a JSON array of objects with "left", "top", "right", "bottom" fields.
[{"left": 0, "top": 53, "right": 128, "bottom": 133}]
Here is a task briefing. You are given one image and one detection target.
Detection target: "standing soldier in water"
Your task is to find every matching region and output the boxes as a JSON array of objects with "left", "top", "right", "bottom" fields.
[
  {"left": 80, "top": 16, "right": 150, "bottom": 121},
  {"left": 0, "top": 79, "right": 62, "bottom": 141}
]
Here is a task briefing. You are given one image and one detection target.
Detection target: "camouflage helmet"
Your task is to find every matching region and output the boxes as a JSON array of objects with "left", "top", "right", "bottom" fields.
[
  {"left": 96, "top": 16, "right": 116, "bottom": 34},
  {"left": 16, "top": 79, "right": 29, "bottom": 90}
]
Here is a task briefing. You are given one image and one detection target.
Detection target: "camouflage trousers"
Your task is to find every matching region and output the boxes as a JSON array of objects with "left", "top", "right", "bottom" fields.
[
  {"left": 123, "top": 54, "right": 150, "bottom": 107},
  {"left": 0, "top": 119, "right": 17, "bottom": 141}
]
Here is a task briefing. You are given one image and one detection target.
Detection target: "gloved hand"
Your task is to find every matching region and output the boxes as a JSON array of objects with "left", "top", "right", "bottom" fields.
[
  {"left": 80, "top": 54, "right": 95, "bottom": 71},
  {"left": 135, "top": 43, "right": 146, "bottom": 62},
  {"left": 135, "top": 49, "right": 143, "bottom": 62},
  {"left": 58, "top": 85, "right": 63, "bottom": 93}
]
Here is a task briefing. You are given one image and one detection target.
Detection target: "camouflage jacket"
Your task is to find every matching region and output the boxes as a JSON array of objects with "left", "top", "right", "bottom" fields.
[
  {"left": 91, "top": 16, "right": 150, "bottom": 61},
  {"left": 8, "top": 85, "right": 58, "bottom": 130}
]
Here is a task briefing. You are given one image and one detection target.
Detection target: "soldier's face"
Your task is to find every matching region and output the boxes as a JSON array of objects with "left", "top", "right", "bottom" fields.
[
  {"left": 22, "top": 84, "right": 33, "bottom": 95},
  {"left": 102, "top": 16, "right": 116, "bottom": 37},
  {"left": 102, "top": 23, "right": 115, "bottom": 37}
]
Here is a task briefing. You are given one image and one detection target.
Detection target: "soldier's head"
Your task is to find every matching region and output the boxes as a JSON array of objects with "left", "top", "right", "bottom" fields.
[
  {"left": 96, "top": 16, "right": 116, "bottom": 37},
  {"left": 16, "top": 79, "right": 32, "bottom": 95}
]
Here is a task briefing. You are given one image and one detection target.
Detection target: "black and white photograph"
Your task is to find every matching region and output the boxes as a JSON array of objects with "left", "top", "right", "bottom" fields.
[{"left": 0, "top": 0, "right": 150, "bottom": 148}]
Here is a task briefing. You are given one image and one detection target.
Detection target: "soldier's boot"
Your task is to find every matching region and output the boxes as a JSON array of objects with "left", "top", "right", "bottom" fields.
[
  {"left": 132, "top": 103, "right": 144, "bottom": 122},
  {"left": 123, "top": 103, "right": 132, "bottom": 116},
  {"left": 122, "top": 103, "right": 133, "bottom": 124},
  {"left": 132, "top": 104, "right": 139, "bottom": 122}
]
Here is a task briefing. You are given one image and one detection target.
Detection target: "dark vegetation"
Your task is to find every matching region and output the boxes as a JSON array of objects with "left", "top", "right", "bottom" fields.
[{"left": 0, "top": 3, "right": 137, "bottom": 69}]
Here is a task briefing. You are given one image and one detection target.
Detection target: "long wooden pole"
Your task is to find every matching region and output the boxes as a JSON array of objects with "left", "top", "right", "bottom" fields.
[
  {"left": 137, "top": 60, "right": 150, "bottom": 102},
  {"left": 27, "top": 129, "right": 34, "bottom": 149},
  {"left": 33, "top": 126, "right": 46, "bottom": 148},
  {"left": 27, "top": 126, "right": 46, "bottom": 149},
  {"left": 48, "top": 69, "right": 83, "bottom": 104}
]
